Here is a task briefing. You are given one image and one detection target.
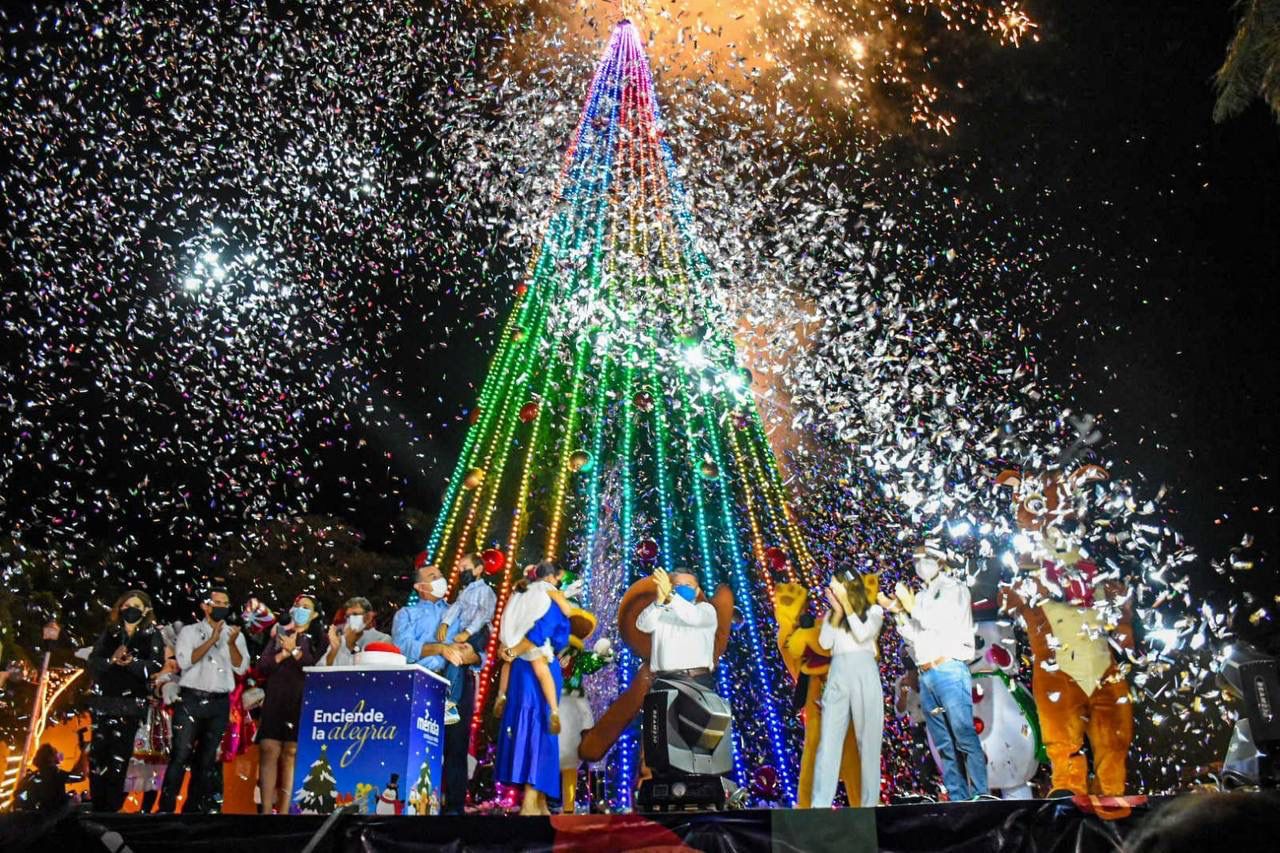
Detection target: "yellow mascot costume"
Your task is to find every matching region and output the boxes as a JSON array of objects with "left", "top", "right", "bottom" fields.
[{"left": 774, "top": 575, "right": 879, "bottom": 808}]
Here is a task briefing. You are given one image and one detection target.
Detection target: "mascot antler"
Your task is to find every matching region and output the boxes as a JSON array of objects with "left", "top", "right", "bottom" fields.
[{"left": 577, "top": 575, "right": 733, "bottom": 763}]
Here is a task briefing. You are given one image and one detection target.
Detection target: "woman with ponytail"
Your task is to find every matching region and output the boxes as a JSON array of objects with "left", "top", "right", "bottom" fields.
[
  {"left": 811, "top": 574, "right": 885, "bottom": 808},
  {"left": 494, "top": 559, "right": 573, "bottom": 815}
]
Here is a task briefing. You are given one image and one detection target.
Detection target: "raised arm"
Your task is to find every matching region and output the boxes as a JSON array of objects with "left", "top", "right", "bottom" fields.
[
  {"left": 846, "top": 606, "right": 884, "bottom": 645},
  {"left": 818, "top": 615, "right": 839, "bottom": 652},
  {"left": 635, "top": 601, "right": 664, "bottom": 634},
  {"left": 667, "top": 596, "right": 718, "bottom": 628}
]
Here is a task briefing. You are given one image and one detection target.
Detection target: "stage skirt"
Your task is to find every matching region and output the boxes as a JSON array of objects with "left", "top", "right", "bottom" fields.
[{"left": 495, "top": 656, "right": 564, "bottom": 797}]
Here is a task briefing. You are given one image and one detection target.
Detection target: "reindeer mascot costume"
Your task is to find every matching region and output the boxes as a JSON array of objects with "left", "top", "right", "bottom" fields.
[{"left": 996, "top": 464, "right": 1135, "bottom": 796}]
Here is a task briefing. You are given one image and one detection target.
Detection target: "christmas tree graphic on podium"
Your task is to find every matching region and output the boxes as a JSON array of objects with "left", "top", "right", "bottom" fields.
[
  {"left": 295, "top": 744, "right": 338, "bottom": 814},
  {"left": 425, "top": 20, "right": 814, "bottom": 806}
]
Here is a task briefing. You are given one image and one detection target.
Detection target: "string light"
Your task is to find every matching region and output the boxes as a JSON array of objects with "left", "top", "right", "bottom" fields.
[{"left": 423, "top": 20, "right": 811, "bottom": 804}]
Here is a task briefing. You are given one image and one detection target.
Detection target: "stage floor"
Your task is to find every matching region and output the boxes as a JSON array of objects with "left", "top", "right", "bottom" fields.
[{"left": 1, "top": 796, "right": 1157, "bottom": 852}]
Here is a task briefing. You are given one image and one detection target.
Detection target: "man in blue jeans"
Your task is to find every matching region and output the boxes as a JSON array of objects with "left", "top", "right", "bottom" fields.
[{"left": 881, "top": 545, "right": 988, "bottom": 801}]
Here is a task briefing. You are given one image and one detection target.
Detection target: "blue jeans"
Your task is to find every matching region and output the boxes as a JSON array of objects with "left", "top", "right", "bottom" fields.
[
  {"left": 918, "top": 659, "right": 988, "bottom": 800},
  {"left": 444, "top": 662, "right": 465, "bottom": 705}
]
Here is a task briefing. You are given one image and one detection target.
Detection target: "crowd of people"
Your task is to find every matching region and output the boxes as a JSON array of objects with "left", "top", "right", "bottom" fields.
[
  {"left": 12, "top": 544, "right": 1045, "bottom": 815},
  {"left": 12, "top": 542, "right": 996, "bottom": 815}
]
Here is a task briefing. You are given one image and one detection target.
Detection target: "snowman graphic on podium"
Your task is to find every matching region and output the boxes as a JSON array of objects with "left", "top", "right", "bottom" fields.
[{"left": 375, "top": 773, "right": 403, "bottom": 815}]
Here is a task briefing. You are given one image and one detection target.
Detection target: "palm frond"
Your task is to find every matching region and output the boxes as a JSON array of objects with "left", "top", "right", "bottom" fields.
[{"left": 1213, "top": 0, "right": 1280, "bottom": 124}]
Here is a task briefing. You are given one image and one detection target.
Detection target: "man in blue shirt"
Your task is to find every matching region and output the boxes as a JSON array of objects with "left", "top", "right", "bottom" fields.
[
  {"left": 392, "top": 561, "right": 485, "bottom": 814},
  {"left": 393, "top": 562, "right": 459, "bottom": 669}
]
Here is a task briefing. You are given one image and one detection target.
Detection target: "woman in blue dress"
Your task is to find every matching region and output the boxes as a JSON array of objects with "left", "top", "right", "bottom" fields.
[{"left": 495, "top": 559, "right": 570, "bottom": 815}]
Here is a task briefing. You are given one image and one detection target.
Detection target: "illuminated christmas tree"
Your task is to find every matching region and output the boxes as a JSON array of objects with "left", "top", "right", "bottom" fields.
[{"left": 426, "top": 20, "right": 815, "bottom": 806}]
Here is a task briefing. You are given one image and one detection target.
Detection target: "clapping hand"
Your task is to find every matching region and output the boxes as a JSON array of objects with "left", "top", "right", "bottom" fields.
[
  {"left": 327, "top": 623, "right": 341, "bottom": 649},
  {"left": 876, "top": 592, "right": 899, "bottom": 613},
  {"left": 652, "top": 568, "right": 673, "bottom": 604},
  {"left": 499, "top": 645, "right": 517, "bottom": 663},
  {"left": 893, "top": 582, "right": 917, "bottom": 616},
  {"left": 823, "top": 586, "right": 844, "bottom": 617},
  {"left": 279, "top": 629, "right": 297, "bottom": 653}
]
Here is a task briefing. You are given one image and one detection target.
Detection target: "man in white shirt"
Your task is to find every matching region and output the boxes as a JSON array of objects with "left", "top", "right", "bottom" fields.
[
  {"left": 881, "top": 546, "right": 989, "bottom": 800},
  {"left": 158, "top": 587, "right": 249, "bottom": 813},
  {"left": 636, "top": 568, "right": 718, "bottom": 689}
]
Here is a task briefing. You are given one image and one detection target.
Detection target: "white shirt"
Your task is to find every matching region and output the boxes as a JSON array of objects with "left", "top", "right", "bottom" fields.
[
  {"left": 894, "top": 575, "right": 975, "bottom": 665},
  {"left": 818, "top": 605, "right": 884, "bottom": 656},
  {"left": 175, "top": 620, "right": 249, "bottom": 693},
  {"left": 636, "top": 595, "right": 717, "bottom": 672},
  {"left": 500, "top": 581, "right": 555, "bottom": 661}
]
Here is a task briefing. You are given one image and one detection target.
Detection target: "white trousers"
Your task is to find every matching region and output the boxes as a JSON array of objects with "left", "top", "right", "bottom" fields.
[{"left": 811, "top": 649, "right": 883, "bottom": 808}]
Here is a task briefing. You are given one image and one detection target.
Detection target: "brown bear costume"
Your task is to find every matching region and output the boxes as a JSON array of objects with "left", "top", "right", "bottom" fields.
[{"left": 996, "top": 464, "right": 1135, "bottom": 796}]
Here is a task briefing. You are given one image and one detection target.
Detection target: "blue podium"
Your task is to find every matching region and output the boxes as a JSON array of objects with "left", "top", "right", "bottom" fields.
[{"left": 292, "top": 664, "right": 447, "bottom": 815}]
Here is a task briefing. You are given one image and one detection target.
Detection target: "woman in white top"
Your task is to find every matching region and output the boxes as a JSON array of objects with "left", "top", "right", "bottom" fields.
[{"left": 812, "top": 574, "right": 885, "bottom": 808}]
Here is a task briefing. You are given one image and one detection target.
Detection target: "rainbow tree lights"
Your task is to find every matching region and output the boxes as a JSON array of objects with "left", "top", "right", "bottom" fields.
[{"left": 424, "top": 21, "right": 818, "bottom": 807}]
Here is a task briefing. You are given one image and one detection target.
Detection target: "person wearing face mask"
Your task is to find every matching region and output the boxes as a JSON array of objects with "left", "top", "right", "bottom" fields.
[
  {"left": 435, "top": 553, "right": 497, "bottom": 724},
  {"left": 159, "top": 586, "right": 248, "bottom": 814},
  {"left": 636, "top": 568, "right": 719, "bottom": 688},
  {"left": 322, "top": 596, "right": 391, "bottom": 667},
  {"left": 86, "top": 589, "right": 166, "bottom": 811},
  {"left": 392, "top": 562, "right": 482, "bottom": 815},
  {"left": 879, "top": 545, "right": 988, "bottom": 801},
  {"left": 254, "top": 594, "right": 322, "bottom": 813}
]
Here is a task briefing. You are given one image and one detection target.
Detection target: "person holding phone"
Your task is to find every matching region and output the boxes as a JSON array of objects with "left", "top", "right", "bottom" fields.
[
  {"left": 85, "top": 589, "right": 165, "bottom": 812},
  {"left": 255, "top": 593, "right": 322, "bottom": 813},
  {"left": 158, "top": 586, "right": 248, "bottom": 813}
]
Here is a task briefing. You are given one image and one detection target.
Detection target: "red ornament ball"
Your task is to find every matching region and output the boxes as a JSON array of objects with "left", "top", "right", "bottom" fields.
[
  {"left": 633, "top": 391, "right": 654, "bottom": 412},
  {"left": 971, "top": 684, "right": 985, "bottom": 705},
  {"left": 973, "top": 717, "right": 985, "bottom": 735},
  {"left": 764, "top": 546, "right": 788, "bottom": 572},
  {"left": 519, "top": 401, "right": 539, "bottom": 423},
  {"left": 413, "top": 551, "right": 430, "bottom": 569},
  {"left": 986, "top": 645, "right": 1013, "bottom": 670},
  {"left": 636, "top": 538, "right": 659, "bottom": 562},
  {"left": 750, "top": 765, "right": 781, "bottom": 800},
  {"left": 468, "top": 406, "right": 482, "bottom": 425},
  {"left": 481, "top": 548, "right": 506, "bottom": 575},
  {"left": 515, "top": 283, "right": 529, "bottom": 297}
]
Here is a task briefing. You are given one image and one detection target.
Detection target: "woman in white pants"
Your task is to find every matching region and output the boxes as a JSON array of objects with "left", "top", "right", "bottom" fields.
[{"left": 811, "top": 575, "right": 885, "bottom": 808}]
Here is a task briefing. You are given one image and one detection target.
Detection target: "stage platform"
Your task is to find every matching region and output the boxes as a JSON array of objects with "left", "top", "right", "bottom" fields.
[{"left": 1, "top": 796, "right": 1158, "bottom": 852}]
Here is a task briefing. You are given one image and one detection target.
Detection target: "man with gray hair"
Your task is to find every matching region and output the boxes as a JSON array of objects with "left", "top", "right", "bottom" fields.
[{"left": 322, "top": 597, "right": 392, "bottom": 667}]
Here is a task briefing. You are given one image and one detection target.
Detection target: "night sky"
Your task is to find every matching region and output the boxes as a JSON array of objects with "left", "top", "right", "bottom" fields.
[{"left": 1, "top": 1, "right": 1276, "bottom": 633}]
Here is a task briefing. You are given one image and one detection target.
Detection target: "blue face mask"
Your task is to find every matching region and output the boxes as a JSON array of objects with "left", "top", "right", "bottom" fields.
[
  {"left": 673, "top": 585, "right": 697, "bottom": 603},
  {"left": 291, "top": 606, "right": 313, "bottom": 626}
]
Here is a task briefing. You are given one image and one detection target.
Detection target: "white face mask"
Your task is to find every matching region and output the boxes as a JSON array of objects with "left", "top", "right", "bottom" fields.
[
  {"left": 914, "top": 559, "right": 941, "bottom": 583},
  {"left": 428, "top": 577, "right": 448, "bottom": 598},
  {"left": 346, "top": 614, "right": 365, "bottom": 633}
]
